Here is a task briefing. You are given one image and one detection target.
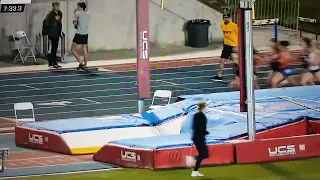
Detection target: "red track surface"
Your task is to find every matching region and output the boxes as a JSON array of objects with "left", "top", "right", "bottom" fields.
[{"left": 6, "top": 151, "right": 93, "bottom": 169}]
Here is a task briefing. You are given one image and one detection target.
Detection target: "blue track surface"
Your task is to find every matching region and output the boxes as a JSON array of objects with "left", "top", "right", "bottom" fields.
[{"left": 0, "top": 63, "right": 304, "bottom": 121}]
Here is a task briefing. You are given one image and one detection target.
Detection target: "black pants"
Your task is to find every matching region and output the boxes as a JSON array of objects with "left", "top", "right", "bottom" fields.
[
  {"left": 193, "top": 140, "right": 209, "bottom": 171},
  {"left": 48, "top": 36, "right": 59, "bottom": 66}
]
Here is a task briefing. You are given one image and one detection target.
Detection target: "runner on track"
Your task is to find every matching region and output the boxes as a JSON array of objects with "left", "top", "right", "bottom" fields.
[
  {"left": 269, "top": 40, "right": 299, "bottom": 88},
  {"left": 299, "top": 37, "right": 320, "bottom": 85}
]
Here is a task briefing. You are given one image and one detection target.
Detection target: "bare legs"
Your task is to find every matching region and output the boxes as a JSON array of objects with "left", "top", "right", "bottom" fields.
[{"left": 71, "top": 43, "right": 88, "bottom": 68}]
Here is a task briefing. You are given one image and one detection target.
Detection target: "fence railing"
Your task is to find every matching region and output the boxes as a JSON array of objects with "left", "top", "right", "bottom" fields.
[{"left": 224, "top": 0, "right": 300, "bottom": 31}]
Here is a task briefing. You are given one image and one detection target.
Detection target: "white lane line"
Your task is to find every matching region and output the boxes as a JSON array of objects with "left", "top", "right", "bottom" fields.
[
  {"left": 0, "top": 132, "right": 14, "bottom": 136},
  {"left": 0, "top": 57, "right": 219, "bottom": 82},
  {"left": 18, "top": 84, "right": 40, "bottom": 90},
  {"left": 80, "top": 98, "right": 101, "bottom": 104},
  {"left": 0, "top": 81, "right": 216, "bottom": 100},
  {"left": 98, "top": 67, "right": 112, "bottom": 72},
  {"left": 155, "top": 80, "right": 179, "bottom": 86},
  {"left": 0, "top": 68, "right": 228, "bottom": 88},
  {"left": 0, "top": 61, "right": 303, "bottom": 86},
  {"left": 0, "top": 65, "right": 280, "bottom": 91},
  {"left": 27, "top": 159, "right": 47, "bottom": 166},
  {"left": 155, "top": 79, "right": 203, "bottom": 92}
]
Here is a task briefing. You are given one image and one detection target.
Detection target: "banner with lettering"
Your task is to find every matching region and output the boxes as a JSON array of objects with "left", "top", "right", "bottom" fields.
[{"left": 136, "top": 0, "right": 151, "bottom": 99}]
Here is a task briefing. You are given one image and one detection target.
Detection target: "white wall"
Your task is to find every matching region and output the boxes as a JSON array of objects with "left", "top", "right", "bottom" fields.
[{"left": 0, "top": 0, "right": 223, "bottom": 55}]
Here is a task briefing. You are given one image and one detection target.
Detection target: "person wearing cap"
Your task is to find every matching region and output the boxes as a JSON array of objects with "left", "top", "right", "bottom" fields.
[
  {"left": 212, "top": 13, "right": 238, "bottom": 81},
  {"left": 190, "top": 101, "right": 209, "bottom": 177},
  {"left": 42, "top": 0, "right": 63, "bottom": 69},
  {"left": 71, "top": 2, "right": 91, "bottom": 70}
]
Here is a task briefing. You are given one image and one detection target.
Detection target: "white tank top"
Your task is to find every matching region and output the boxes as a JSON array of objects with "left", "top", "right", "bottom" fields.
[{"left": 305, "top": 51, "right": 319, "bottom": 71}]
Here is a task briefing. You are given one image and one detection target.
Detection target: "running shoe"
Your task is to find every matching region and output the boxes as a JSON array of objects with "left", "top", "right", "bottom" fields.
[
  {"left": 77, "top": 63, "right": 84, "bottom": 70},
  {"left": 54, "top": 64, "right": 62, "bottom": 68},
  {"left": 191, "top": 171, "right": 204, "bottom": 177}
]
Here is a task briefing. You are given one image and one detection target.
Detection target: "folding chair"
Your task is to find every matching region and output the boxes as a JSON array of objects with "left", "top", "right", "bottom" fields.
[
  {"left": 14, "top": 102, "right": 36, "bottom": 126},
  {"left": 149, "top": 90, "right": 172, "bottom": 109},
  {"left": 10, "top": 31, "right": 37, "bottom": 63}
]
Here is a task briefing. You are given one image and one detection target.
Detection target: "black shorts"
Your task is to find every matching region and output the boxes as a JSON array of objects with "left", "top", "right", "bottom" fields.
[
  {"left": 73, "top": 34, "right": 88, "bottom": 45},
  {"left": 221, "top": 44, "right": 234, "bottom": 60},
  {"left": 194, "top": 140, "right": 209, "bottom": 159}
]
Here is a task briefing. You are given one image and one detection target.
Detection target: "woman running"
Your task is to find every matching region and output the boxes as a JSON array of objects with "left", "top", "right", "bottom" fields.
[
  {"left": 267, "top": 38, "right": 279, "bottom": 84},
  {"left": 269, "top": 40, "right": 299, "bottom": 88},
  {"left": 229, "top": 47, "right": 262, "bottom": 90},
  {"left": 299, "top": 37, "right": 320, "bottom": 85}
]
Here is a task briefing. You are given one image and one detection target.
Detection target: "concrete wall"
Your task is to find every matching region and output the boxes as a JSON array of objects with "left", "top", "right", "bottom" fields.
[{"left": 0, "top": 0, "right": 223, "bottom": 55}]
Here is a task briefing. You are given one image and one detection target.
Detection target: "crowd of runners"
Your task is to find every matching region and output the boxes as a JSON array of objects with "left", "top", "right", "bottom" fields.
[{"left": 212, "top": 13, "right": 320, "bottom": 90}]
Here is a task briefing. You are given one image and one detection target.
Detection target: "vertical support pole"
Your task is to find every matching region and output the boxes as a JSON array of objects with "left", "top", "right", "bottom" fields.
[
  {"left": 299, "top": 20, "right": 302, "bottom": 38},
  {"left": 238, "top": 7, "right": 247, "bottom": 112},
  {"left": 241, "top": 0, "right": 256, "bottom": 141},
  {"left": 161, "top": 0, "right": 164, "bottom": 9},
  {"left": 136, "top": 0, "right": 151, "bottom": 113},
  {"left": 296, "top": 0, "right": 300, "bottom": 31},
  {"left": 274, "top": 21, "right": 278, "bottom": 41},
  {"left": 252, "top": 4, "right": 255, "bottom": 20}
]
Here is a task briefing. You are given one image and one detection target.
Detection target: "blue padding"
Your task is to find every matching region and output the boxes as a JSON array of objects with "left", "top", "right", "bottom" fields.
[
  {"left": 180, "top": 110, "right": 239, "bottom": 134},
  {"left": 111, "top": 86, "right": 320, "bottom": 149},
  {"left": 141, "top": 103, "right": 185, "bottom": 125},
  {"left": 179, "top": 86, "right": 320, "bottom": 102},
  {"left": 23, "top": 117, "right": 151, "bottom": 134},
  {"left": 111, "top": 134, "right": 222, "bottom": 149}
]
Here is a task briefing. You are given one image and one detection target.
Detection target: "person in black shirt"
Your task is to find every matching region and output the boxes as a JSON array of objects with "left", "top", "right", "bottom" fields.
[
  {"left": 191, "top": 101, "right": 209, "bottom": 177},
  {"left": 42, "top": 0, "right": 62, "bottom": 68}
]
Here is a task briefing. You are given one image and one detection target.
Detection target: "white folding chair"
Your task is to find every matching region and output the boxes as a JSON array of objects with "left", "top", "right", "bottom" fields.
[
  {"left": 149, "top": 90, "right": 172, "bottom": 109},
  {"left": 14, "top": 102, "right": 36, "bottom": 126},
  {"left": 9, "top": 31, "right": 37, "bottom": 63}
]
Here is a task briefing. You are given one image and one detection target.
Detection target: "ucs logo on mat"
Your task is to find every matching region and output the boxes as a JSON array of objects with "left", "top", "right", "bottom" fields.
[
  {"left": 28, "top": 133, "right": 48, "bottom": 145},
  {"left": 121, "top": 150, "right": 141, "bottom": 162},
  {"left": 268, "top": 144, "right": 306, "bottom": 157}
]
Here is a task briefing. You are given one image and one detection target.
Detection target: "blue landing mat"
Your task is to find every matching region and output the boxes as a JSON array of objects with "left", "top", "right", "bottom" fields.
[
  {"left": 22, "top": 102, "right": 185, "bottom": 134},
  {"left": 111, "top": 134, "right": 222, "bottom": 149},
  {"left": 111, "top": 86, "right": 320, "bottom": 149},
  {"left": 23, "top": 117, "right": 151, "bottom": 134}
]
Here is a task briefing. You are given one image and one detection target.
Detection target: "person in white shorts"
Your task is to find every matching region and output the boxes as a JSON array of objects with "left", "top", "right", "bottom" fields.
[{"left": 300, "top": 37, "right": 320, "bottom": 85}]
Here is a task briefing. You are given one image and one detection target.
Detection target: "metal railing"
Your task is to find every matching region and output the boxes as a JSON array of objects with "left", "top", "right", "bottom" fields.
[{"left": 224, "top": 0, "right": 300, "bottom": 31}]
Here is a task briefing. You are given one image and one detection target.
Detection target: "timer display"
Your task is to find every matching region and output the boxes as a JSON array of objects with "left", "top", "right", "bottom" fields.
[{"left": 0, "top": 4, "right": 25, "bottom": 13}]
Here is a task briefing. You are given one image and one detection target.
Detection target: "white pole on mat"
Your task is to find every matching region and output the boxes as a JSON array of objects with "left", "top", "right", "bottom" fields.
[{"left": 240, "top": 0, "right": 256, "bottom": 140}]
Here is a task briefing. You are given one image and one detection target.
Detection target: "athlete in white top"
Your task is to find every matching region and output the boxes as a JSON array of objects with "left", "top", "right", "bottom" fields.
[{"left": 300, "top": 37, "right": 320, "bottom": 86}]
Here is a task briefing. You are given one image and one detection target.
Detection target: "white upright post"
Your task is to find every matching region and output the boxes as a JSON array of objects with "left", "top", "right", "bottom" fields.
[{"left": 240, "top": 0, "right": 256, "bottom": 141}]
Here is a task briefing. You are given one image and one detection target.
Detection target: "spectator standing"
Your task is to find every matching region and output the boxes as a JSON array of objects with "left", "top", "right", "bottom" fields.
[{"left": 43, "top": 0, "right": 62, "bottom": 68}]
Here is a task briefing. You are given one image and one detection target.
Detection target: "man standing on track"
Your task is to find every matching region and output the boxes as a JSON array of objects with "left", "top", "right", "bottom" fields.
[
  {"left": 43, "top": 0, "right": 63, "bottom": 69},
  {"left": 212, "top": 13, "right": 238, "bottom": 81},
  {"left": 71, "top": 2, "right": 91, "bottom": 70}
]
